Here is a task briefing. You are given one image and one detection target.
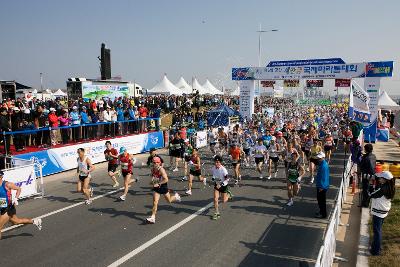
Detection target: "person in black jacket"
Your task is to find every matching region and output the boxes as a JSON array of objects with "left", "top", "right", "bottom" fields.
[
  {"left": 360, "top": 143, "right": 376, "bottom": 207},
  {"left": 0, "top": 108, "right": 11, "bottom": 154},
  {"left": 11, "top": 108, "right": 24, "bottom": 152}
]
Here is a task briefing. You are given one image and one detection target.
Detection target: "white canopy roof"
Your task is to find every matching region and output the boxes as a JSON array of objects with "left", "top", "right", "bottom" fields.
[
  {"left": 192, "top": 78, "right": 208, "bottom": 95},
  {"left": 202, "top": 79, "right": 223, "bottom": 95},
  {"left": 53, "top": 89, "right": 67, "bottom": 97},
  {"left": 378, "top": 91, "right": 400, "bottom": 110},
  {"left": 148, "top": 75, "right": 184, "bottom": 96},
  {"left": 175, "top": 77, "right": 193, "bottom": 95}
]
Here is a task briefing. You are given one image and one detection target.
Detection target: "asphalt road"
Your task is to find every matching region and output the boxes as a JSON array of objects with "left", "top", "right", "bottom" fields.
[{"left": 0, "top": 146, "right": 347, "bottom": 267}]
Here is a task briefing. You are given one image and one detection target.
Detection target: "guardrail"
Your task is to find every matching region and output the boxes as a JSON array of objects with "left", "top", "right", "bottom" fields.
[{"left": 315, "top": 131, "right": 363, "bottom": 267}]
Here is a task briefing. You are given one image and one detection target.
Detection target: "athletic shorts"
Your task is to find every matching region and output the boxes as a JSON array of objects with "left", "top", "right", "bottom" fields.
[
  {"left": 189, "top": 169, "right": 202, "bottom": 177},
  {"left": 214, "top": 184, "right": 229, "bottom": 193},
  {"left": 232, "top": 160, "right": 241, "bottom": 167},
  {"left": 171, "top": 150, "right": 181, "bottom": 158},
  {"left": 0, "top": 205, "right": 16, "bottom": 216},
  {"left": 255, "top": 157, "right": 264, "bottom": 164},
  {"left": 210, "top": 142, "right": 216, "bottom": 146},
  {"left": 287, "top": 179, "right": 299, "bottom": 185},
  {"left": 269, "top": 156, "right": 279, "bottom": 163},
  {"left": 333, "top": 139, "right": 338, "bottom": 146},
  {"left": 304, "top": 150, "right": 311, "bottom": 158},
  {"left": 108, "top": 164, "right": 118, "bottom": 173},
  {"left": 301, "top": 147, "right": 306, "bottom": 153},
  {"left": 153, "top": 184, "right": 169, "bottom": 195},
  {"left": 310, "top": 158, "right": 318, "bottom": 164},
  {"left": 324, "top": 145, "right": 332, "bottom": 152},
  {"left": 243, "top": 149, "right": 250, "bottom": 156},
  {"left": 122, "top": 171, "right": 133, "bottom": 178},
  {"left": 184, "top": 155, "right": 191, "bottom": 162},
  {"left": 79, "top": 175, "right": 90, "bottom": 182}
]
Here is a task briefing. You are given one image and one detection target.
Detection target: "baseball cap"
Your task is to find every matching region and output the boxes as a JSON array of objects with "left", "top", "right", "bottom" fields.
[
  {"left": 316, "top": 152, "right": 326, "bottom": 159},
  {"left": 119, "top": 147, "right": 127, "bottom": 154},
  {"left": 49, "top": 107, "right": 56, "bottom": 112},
  {"left": 375, "top": 171, "right": 393, "bottom": 180}
]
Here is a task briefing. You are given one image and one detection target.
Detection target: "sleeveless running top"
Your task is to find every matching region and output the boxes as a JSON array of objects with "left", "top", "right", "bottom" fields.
[
  {"left": 190, "top": 155, "right": 200, "bottom": 170},
  {"left": 77, "top": 157, "right": 90, "bottom": 177},
  {"left": 287, "top": 161, "right": 300, "bottom": 182},
  {"left": 151, "top": 167, "right": 163, "bottom": 184},
  {"left": 119, "top": 154, "right": 133, "bottom": 173},
  {"left": 325, "top": 137, "right": 333, "bottom": 146},
  {"left": 0, "top": 181, "right": 11, "bottom": 208}
]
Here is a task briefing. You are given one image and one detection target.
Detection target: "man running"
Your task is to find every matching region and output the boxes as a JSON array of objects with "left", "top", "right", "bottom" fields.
[
  {"left": 118, "top": 147, "right": 138, "bottom": 201},
  {"left": 182, "top": 139, "right": 194, "bottom": 182},
  {"left": 185, "top": 148, "right": 206, "bottom": 195},
  {"left": 267, "top": 139, "right": 280, "bottom": 180},
  {"left": 146, "top": 157, "right": 181, "bottom": 224},
  {"left": 230, "top": 143, "right": 243, "bottom": 185},
  {"left": 77, "top": 148, "right": 95, "bottom": 205},
  {"left": 0, "top": 171, "right": 42, "bottom": 239},
  {"left": 253, "top": 138, "right": 267, "bottom": 179},
  {"left": 286, "top": 151, "right": 305, "bottom": 206},
  {"left": 104, "top": 141, "right": 120, "bottom": 188},
  {"left": 211, "top": 155, "right": 231, "bottom": 220}
]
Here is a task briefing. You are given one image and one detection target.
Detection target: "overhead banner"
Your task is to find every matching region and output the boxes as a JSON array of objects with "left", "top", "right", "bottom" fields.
[
  {"left": 267, "top": 58, "right": 346, "bottom": 67},
  {"left": 3, "top": 165, "right": 37, "bottom": 200},
  {"left": 261, "top": 80, "right": 275, "bottom": 87},
  {"left": 306, "top": 80, "right": 323, "bottom": 87},
  {"left": 363, "top": 77, "right": 381, "bottom": 142},
  {"left": 15, "top": 131, "right": 164, "bottom": 176},
  {"left": 232, "top": 61, "right": 393, "bottom": 80},
  {"left": 348, "top": 82, "right": 371, "bottom": 123},
  {"left": 283, "top": 79, "right": 300, "bottom": 87},
  {"left": 239, "top": 80, "right": 255, "bottom": 119},
  {"left": 335, "top": 79, "right": 351, "bottom": 87}
]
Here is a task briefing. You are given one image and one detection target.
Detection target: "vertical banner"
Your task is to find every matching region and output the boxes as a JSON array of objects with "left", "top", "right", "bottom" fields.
[
  {"left": 239, "top": 80, "right": 255, "bottom": 120},
  {"left": 363, "top": 77, "right": 381, "bottom": 142}
]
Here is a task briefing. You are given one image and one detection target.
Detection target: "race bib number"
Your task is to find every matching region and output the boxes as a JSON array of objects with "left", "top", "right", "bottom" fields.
[{"left": 0, "top": 197, "right": 7, "bottom": 208}]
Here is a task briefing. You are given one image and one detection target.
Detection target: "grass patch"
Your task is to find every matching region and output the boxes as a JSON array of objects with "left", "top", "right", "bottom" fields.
[{"left": 369, "top": 189, "right": 400, "bottom": 267}]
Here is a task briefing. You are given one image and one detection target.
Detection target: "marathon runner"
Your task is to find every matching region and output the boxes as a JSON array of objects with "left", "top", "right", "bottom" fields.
[
  {"left": 182, "top": 139, "right": 194, "bottom": 182},
  {"left": 267, "top": 139, "right": 280, "bottom": 180},
  {"left": 324, "top": 132, "right": 334, "bottom": 163},
  {"left": 211, "top": 155, "right": 231, "bottom": 220},
  {"left": 286, "top": 151, "right": 305, "bottom": 206},
  {"left": 76, "top": 148, "right": 95, "bottom": 205},
  {"left": 229, "top": 143, "right": 244, "bottom": 185},
  {"left": 118, "top": 147, "right": 138, "bottom": 201},
  {"left": 104, "top": 141, "right": 120, "bottom": 188},
  {"left": 253, "top": 138, "right": 268, "bottom": 179},
  {"left": 242, "top": 132, "right": 254, "bottom": 167},
  {"left": 185, "top": 148, "right": 206, "bottom": 195}
]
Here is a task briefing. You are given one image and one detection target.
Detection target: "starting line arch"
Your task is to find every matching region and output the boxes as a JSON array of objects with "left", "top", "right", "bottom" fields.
[{"left": 232, "top": 59, "right": 394, "bottom": 142}]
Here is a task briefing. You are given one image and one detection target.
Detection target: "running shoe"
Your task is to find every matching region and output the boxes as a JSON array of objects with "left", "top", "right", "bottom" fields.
[
  {"left": 146, "top": 216, "right": 156, "bottom": 224},
  {"left": 132, "top": 158, "right": 137, "bottom": 165},
  {"left": 112, "top": 182, "right": 120, "bottom": 188},
  {"left": 235, "top": 180, "right": 239, "bottom": 186},
  {"left": 174, "top": 193, "right": 181, "bottom": 202},
  {"left": 33, "top": 218, "right": 42, "bottom": 230},
  {"left": 286, "top": 199, "right": 294, "bottom": 206},
  {"left": 274, "top": 171, "right": 278, "bottom": 178},
  {"left": 259, "top": 175, "right": 263, "bottom": 179},
  {"left": 185, "top": 189, "right": 192, "bottom": 195},
  {"left": 89, "top": 187, "right": 94, "bottom": 198},
  {"left": 181, "top": 176, "right": 188, "bottom": 182},
  {"left": 310, "top": 176, "right": 314, "bottom": 184},
  {"left": 212, "top": 213, "right": 220, "bottom": 220},
  {"left": 119, "top": 195, "right": 126, "bottom": 201},
  {"left": 267, "top": 175, "right": 271, "bottom": 180},
  {"left": 173, "top": 168, "right": 179, "bottom": 172},
  {"left": 238, "top": 175, "right": 242, "bottom": 181},
  {"left": 203, "top": 177, "right": 207, "bottom": 186},
  {"left": 85, "top": 199, "right": 92, "bottom": 205}
]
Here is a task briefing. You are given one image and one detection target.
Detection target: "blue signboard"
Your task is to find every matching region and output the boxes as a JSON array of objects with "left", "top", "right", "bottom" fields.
[
  {"left": 232, "top": 68, "right": 253, "bottom": 80},
  {"left": 366, "top": 61, "right": 394, "bottom": 77},
  {"left": 267, "top": 58, "right": 346, "bottom": 67}
]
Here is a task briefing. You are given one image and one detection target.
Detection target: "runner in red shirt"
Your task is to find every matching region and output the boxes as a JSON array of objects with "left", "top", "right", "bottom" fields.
[
  {"left": 118, "top": 147, "right": 138, "bottom": 201},
  {"left": 104, "top": 141, "right": 120, "bottom": 188}
]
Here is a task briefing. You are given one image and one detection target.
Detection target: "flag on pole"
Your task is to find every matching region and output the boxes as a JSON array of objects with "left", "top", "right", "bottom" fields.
[{"left": 348, "top": 81, "right": 371, "bottom": 123}]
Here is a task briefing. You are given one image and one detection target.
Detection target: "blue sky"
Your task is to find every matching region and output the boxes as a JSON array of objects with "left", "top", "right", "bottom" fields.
[{"left": 1, "top": 0, "right": 399, "bottom": 94}]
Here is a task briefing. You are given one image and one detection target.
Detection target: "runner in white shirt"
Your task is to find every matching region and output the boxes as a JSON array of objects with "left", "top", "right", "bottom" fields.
[
  {"left": 267, "top": 139, "right": 280, "bottom": 180},
  {"left": 253, "top": 138, "right": 267, "bottom": 179},
  {"left": 211, "top": 155, "right": 231, "bottom": 220}
]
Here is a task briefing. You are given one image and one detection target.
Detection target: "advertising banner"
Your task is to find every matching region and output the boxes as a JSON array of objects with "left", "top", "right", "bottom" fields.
[
  {"left": 260, "top": 80, "right": 275, "bottom": 87},
  {"left": 363, "top": 77, "right": 381, "bottom": 142},
  {"left": 267, "top": 58, "right": 346, "bottom": 67},
  {"left": 196, "top": 131, "right": 208, "bottom": 148},
  {"left": 15, "top": 131, "right": 164, "bottom": 177},
  {"left": 283, "top": 79, "right": 300, "bottom": 87},
  {"left": 232, "top": 61, "right": 393, "bottom": 81},
  {"left": 348, "top": 83, "right": 371, "bottom": 123},
  {"left": 3, "top": 165, "right": 37, "bottom": 200},
  {"left": 82, "top": 83, "right": 130, "bottom": 100},
  {"left": 273, "top": 86, "right": 284, "bottom": 98},
  {"left": 239, "top": 80, "right": 255, "bottom": 119},
  {"left": 335, "top": 79, "right": 351, "bottom": 87},
  {"left": 306, "top": 80, "right": 324, "bottom": 87}
]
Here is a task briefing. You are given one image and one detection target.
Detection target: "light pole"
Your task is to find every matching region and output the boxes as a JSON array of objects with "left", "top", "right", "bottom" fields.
[
  {"left": 257, "top": 24, "right": 278, "bottom": 97},
  {"left": 40, "top": 72, "right": 43, "bottom": 92}
]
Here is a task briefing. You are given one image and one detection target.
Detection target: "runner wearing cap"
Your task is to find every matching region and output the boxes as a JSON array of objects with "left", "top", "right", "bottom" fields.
[
  {"left": 146, "top": 156, "right": 181, "bottom": 224},
  {"left": 104, "top": 141, "right": 120, "bottom": 188},
  {"left": 76, "top": 148, "right": 95, "bottom": 205},
  {"left": 0, "top": 171, "right": 42, "bottom": 239},
  {"left": 211, "top": 155, "right": 231, "bottom": 220},
  {"left": 118, "top": 147, "right": 138, "bottom": 201},
  {"left": 185, "top": 148, "right": 206, "bottom": 195},
  {"left": 286, "top": 150, "right": 305, "bottom": 206},
  {"left": 253, "top": 138, "right": 267, "bottom": 179},
  {"left": 182, "top": 139, "right": 193, "bottom": 182}
]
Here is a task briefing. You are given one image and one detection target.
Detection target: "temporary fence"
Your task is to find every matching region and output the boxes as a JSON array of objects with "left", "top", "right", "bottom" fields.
[
  {"left": 315, "top": 131, "right": 363, "bottom": 267},
  {"left": 1, "top": 156, "right": 44, "bottom": 200}
]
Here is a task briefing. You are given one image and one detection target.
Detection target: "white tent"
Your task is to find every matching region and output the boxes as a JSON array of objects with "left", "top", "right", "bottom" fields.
[
  {"left": 192, "top": 78, "right": 208, "bottom": 95},
  {"left": 229, "top": 86, "right": 240, "bottom": 96},
  {"left": 378, "top": 91, "right": 400, "bottom": 110},
  {"left": 202, "top": 79, "right": 224, "bottom": 95},
  {"left": 175, "top": 77, "right": 193, "bottom": 95},
  {"left": 148, "top": 75, "right": 184, "bottom": 96},
  {"left": 53, "top": 89, "right": 67, "bottom": 97}
]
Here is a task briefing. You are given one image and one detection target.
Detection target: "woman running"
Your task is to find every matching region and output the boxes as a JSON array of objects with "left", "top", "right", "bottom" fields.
[
  {"left": 286, "top": 151, "right": 305, "bottom": 206},
  {"left": 267, "top": 139, "right": 280, "bottom": 180},
  {"left": 104, "top": 141, "right": 120, "bottom": 188},
  {"left": 230, "top": 143, "right": 243, "bottom": 185},
  {"left": 253, "top": 138, "right": 267, "bottom": 179},
  {"left": 242, "top": 132, "right": 253, "bottom": 167},
  {"left": 211, "top": 155, "right": 231, "bottom": 220},
  {"left": 186, "top": 148, "right": 206, "bottom": 195},
  {"left": 324, "top": 132, "right": 334, "bottom": 162},
  {"left": 182, "top": 139, "right": 193, "bottom": 182},
  {"left": 118, "top": 147, "right": 138, "bottom": 201},
  {"left": 284, "top": 142, "right": 298, "bottom": 178},
  {"left": 77, "top": 148, "right": 95, "bottom": 205},
  {"left": 146, "top": 157, "right": 181, "bottom": 224},
  {"left": 0, "top": 171, "right": 42, "bottom": 239}
]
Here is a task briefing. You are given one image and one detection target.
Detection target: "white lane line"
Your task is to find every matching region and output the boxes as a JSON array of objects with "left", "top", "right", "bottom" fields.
[
  {"left": 108, "top": 202, "right": 214, "bottom": 267},
  {"left": 1, "top": 187, "right": 123, "bottom": 233}
]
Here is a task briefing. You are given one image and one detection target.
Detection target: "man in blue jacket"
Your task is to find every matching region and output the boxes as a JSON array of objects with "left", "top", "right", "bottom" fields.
[{"left": 315, "top": 151, "right": 330, "bottom": 219}]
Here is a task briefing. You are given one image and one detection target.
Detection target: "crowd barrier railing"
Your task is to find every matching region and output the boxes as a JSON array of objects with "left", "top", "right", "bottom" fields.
[{"left": 315, "top": 131, "right": 363, "bottom": 267}]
